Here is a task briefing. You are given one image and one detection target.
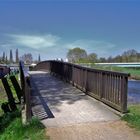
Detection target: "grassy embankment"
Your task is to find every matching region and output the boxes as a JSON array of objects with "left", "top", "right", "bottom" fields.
[
  {"left": 0, "top": 74, "right": 49, "bottom": 140},
  {"left": 122, "top": 105, "right": 140, "bottom": 131},
  {"left": 88, "top": 64, "right": 140, "bottom": 80},
  {"left": 0, "top": 111, "right": 49, "bottom": 140}
]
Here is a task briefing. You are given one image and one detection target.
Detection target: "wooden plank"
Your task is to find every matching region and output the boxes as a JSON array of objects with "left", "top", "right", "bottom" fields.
[
  {"left": 1, "top": 77, "right": 17, "bottom": 111},
  {"left": 10, "top": 75, "right": 22, "bottom": 102}
]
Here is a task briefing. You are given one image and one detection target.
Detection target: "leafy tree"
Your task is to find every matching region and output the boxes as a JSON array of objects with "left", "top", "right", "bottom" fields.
[
  {"left": 99, "top": 57, "right": 106, "bottom": 63},
  {"left": 67, "top": 47, "right": 87, "bottom": 63},
  {"left": 87, "top": 53, "right": 98, "bottom": 63}
]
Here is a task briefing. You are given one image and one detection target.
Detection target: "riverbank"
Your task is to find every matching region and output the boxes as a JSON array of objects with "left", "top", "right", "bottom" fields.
[
  {"left": 0, "top": 111, "right": 49, "bottom": 140},
  {"left": 80, "top": 63, "right": 140, "bottom": 80},
  {"left": 122, "top": 104, "right": 140, "bottom": 131},
  {"left": 0, "top": 75, "right": 49, "bottom": 140}
]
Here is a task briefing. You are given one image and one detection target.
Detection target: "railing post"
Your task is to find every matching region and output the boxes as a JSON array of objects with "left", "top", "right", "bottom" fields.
[
  {"left": 121, "top": 76, "right": 128, "bottom": 113},
  {"left": 19, "top": 61, "right": 32, "bottom": 124},
  {"left": 84, "top": 69, "right": 88, "bottom": 93},
  {"left": 25, "top": 76, "right": 32, "bottom": 121},
  {"left": 101, "top": 72, "right": 104, "bottom": 99}
]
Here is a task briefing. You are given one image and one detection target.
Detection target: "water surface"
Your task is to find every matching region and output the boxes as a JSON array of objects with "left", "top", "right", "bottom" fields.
[{"left": 128, "top": 80, "right": 140, "bottom": 104}]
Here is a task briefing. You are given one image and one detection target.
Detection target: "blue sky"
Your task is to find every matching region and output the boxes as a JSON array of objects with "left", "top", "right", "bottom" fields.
[{"left": 0, "top": 0, "right": 140, "bottom": 60}]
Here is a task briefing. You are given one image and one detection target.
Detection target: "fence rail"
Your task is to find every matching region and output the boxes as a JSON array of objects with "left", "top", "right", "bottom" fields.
[
  {"left": 33, "top": 60, "right": 129, "bottom": 113},
  {"left": 19, "top": 61, "right": 31, "bottom": 123}
]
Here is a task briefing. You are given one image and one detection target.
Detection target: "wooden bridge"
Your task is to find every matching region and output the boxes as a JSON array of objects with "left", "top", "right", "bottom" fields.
[{"left": 20, "top": 60, "right": 130, "bottom": 125}]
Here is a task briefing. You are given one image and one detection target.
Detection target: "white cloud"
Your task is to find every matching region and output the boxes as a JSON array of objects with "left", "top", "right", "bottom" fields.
[
  {"left": 65, "top": 39, "right": 116, "bottom": 57},
  {"left": 7, "top": 34, "right": 60, "bottom": 49},
  {"left": 1, "top": 33, "right": 118, "bottom": 59}
]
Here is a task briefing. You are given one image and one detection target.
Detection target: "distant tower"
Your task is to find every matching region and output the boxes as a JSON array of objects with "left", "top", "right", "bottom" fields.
[{"left": 38, "top": 54, "right": 41, "bottom": 62}]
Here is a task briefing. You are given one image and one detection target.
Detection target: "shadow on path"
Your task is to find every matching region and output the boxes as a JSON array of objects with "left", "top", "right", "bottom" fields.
[{"left": 29, "top": 71, "right": 119, "bottom": 127}]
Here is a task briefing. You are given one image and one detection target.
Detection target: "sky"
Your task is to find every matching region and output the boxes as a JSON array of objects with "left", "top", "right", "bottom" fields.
[{"left": 0, "top": 0, "right": 140, "bottom": 61}]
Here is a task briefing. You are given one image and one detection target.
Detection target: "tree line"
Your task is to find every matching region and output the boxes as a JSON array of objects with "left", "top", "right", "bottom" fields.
[
  {"left": 0, "top": 49, "right": 41, "bottom": 64},
  {"left": 67, "top": 48, "right": 140, "bottom": 63}
]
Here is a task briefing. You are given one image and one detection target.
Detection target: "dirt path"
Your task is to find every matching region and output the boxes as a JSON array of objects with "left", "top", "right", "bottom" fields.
[{"left": 46, "top": 120, "right": 140, "bottom": 140}]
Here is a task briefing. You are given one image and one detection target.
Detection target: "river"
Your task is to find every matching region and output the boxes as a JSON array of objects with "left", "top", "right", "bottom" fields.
[{"left": 128, "top": 80, "right": 140, "bottom": 104}]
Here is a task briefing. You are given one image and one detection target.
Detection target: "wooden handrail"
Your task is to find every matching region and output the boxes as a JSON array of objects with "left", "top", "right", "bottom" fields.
[
  {"left": 33, "top": 60, "right": 129, "bottom": 113},
  {"left": 19, "top": 61, "right": 31, "bottom": 123}
]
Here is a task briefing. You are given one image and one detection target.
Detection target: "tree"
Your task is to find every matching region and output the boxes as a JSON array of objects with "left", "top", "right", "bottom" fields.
[
  {"left": 5, "top": 55, "right": 8, "bottom": 64},
  {"left": 10, "top": 49, "right": 13, "bottom": 63},
  {"left": 107, "top": 56, "right": 113, "bottom": 63},
  {"left": 38, "top": 54, "right": 41, "bottom": 62},
  {"left": 99, "top": 57, "right": 106, "bottom": 62},
  {"left": 122, "top": 49, "right": 138, "bottom": 62},
  {"left": 2, "top": 52, "right": 5, "bottom": 62},
  {"left": 20, "top": 53, "right": 33, "bottom": 64},
  {"left": 87, "top": 53, "right": 98, "bottom": 63},
  {"left": 16, "top": 49, "right": 19, "bottom": 63},
  {"left": 67, "top": 47, "right": 87, "bottom": 63}
]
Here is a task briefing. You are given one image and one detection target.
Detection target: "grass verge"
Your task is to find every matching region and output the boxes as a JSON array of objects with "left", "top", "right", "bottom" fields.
[
  {"left": 0, "top": 74, "right": 49, "bottom": 140},
  {"left": 122, "top": 105, "right": 140, "bottom": 130},
  {"left": 0, "top": 74, "right": 19, "bottom": 115},
  {"left": 0, "top": 111, "right": 49, "bottom": 140},
  {"left": 90, "top": 64, "right": 140, "bottom": 80}
]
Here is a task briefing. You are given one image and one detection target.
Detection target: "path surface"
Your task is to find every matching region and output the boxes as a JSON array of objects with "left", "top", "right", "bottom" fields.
[
  {"left": 29, "top": 71, "right": 140, "bottom": 140},
  {"left": 47, "top": 121, "right": 140, "bottom": 140}
]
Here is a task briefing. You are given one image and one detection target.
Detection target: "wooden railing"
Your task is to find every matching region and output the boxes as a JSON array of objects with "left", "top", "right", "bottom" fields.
[
  {"left": 19, "top": 61, "right": 31, "bottom": 123},
  {"left": 33, "top": 60, "right": 129, "bottom": 113}
]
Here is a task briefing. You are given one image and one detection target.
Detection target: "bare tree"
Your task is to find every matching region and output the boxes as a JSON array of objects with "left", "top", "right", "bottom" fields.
[{"left": 20, "top": 53, "right": 33, "bottom": 64}]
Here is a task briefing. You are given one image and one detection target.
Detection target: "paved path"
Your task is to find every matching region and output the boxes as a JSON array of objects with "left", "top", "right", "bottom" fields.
[{"left": 29, "top": 71, "right": 140, "bottom": 140}]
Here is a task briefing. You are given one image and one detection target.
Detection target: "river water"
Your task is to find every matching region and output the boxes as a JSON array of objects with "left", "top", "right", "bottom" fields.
[{"left": 128, "top": 80, "right": 140, "bottom": 104}]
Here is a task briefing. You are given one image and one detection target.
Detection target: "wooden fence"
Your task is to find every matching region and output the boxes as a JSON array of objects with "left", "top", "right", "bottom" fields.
[
  {"left": 33, "top": 60, "right": 129, "bottom": 113},
  {"left": 19, "top": 61, "right": 31, "bottom": 122}
]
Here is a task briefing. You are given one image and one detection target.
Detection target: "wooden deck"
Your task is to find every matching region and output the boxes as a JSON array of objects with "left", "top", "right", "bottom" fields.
[{"left": 30, "top": 71, "right": 119, "bottom": 127}]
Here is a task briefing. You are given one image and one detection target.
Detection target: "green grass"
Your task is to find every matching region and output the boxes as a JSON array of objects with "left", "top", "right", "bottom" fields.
[
  {"left": 0, "top": 111, "right": 49, "bottom": 140},
  {"left": 0, "top": 74, "right": 20, "bottom": 115},
  {"left": 122, "top": 105, "right": 140, "bottom": 130},
  {"left": 89, "top": 64, "right": 140, "bottom": 79},
  {"left": 0, "top": 79, "right": 7, "bottom": 115},
  {"left": 0, "top": 74, "right": 49, "bottom": 140}
]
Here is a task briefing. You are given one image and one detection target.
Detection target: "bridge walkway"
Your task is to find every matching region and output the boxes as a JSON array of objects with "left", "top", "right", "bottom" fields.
[
  {"left": 30, "top": 71, "right": 119, "bottom": 127},
  {"left": 29, "top": 71, "right": 140, "bottom": 140}
]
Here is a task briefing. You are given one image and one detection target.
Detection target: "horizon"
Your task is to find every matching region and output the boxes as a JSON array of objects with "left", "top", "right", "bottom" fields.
[{"left": 0, "top": 0, "right": 140, "bottom": 60}]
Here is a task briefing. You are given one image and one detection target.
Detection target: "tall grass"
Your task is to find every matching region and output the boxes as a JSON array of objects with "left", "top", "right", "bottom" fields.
[
  {"left": 122, "top": 105, "right": 140, "bottom": 130},
  {"left": 90, "top": 64, "right": 140, "bottom": 79},
  {"left": 0, "top": 111, "right": 49, "bottom": 140},
  {"left": 0, "top": 74, "right": 49, "bottom": 140}
]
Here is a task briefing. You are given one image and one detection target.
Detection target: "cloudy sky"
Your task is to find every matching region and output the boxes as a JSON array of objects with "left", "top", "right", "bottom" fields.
[{"left": 0, "top": 0, "right": 140, "bottom": 60}]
